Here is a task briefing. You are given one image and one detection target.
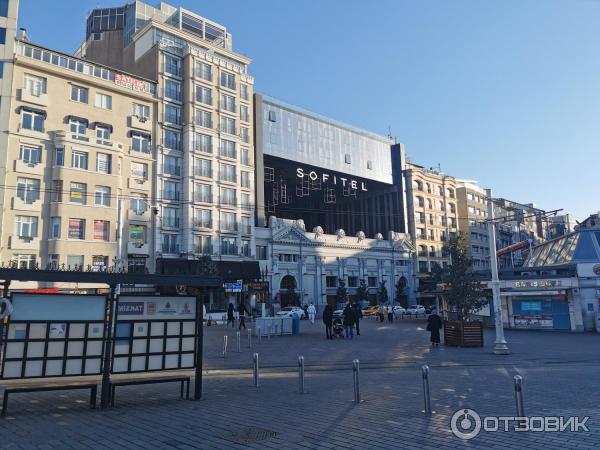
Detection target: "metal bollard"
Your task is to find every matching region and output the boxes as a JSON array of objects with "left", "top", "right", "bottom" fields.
[
  {"left": 514, "top": 375, "right": 525, "bottom": 417},
  {"left": 236, "top": 331, "right": 241, "bottom": 353},
  {"left": 268, "top": 324, "right": 272, "bottom": 340},
  {"left": 222, "top": 335, "right": 228, "bottom": 358},
  {"left": 298, "top": 356, "right": 305, "bottom": 394},
  {"left": 248, "top": 328, "right": 252, "bottom": 348},
  {"left": 422, "top": 365, "right": 431, "bottom": 414},
  {"left": 252, "top": 353, "right": 259, "bottom": 387},
  {"left": 353, "top": 359, "right": 361, "bottom": 403},
  {"left": 257, "top": 327, "right": 262, "bottom": 343}
]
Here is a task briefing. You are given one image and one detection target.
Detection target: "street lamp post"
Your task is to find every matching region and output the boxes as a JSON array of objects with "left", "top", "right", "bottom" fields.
[{"left": 485, "top": 188, "right": 509, "bottom": 355}]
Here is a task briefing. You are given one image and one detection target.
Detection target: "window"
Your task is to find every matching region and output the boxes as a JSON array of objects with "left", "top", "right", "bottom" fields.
[
  {"left": 128, "top": 257, "right": 146, "bottom": 274},
  {"left": 240, "top": 126, "right": 249, "bottom": 143},
  {"left": 68, "top": 218, "right": 85, "bottom": 239},
  {"left": 95, "top": 93, "right": 112, "bottom": 109},
  {"left": 164, "top": 54, "right": 181, "bottom": 77},
  {"left": 69, "top": 182, "right": 87, "bottom": 204},
  {"left": 71, "top": 150, "right": 88, "bottom": 169},
  {"left": 194, "top": 158, "right": 212, "bottom": 178},
  {"left": 0, "top": 1, "right": 8, "bottom": 17},
  {"left": 367, "top": 277, "right": 377, "bottom": 287},
  {"left": 268, "top": 110, "right": 277, "bottom": 122},
  {"left": 164, "top": 79, "right": 181, "bottom": 101},
  {"left": 71, "top": 85, "right": 88, "bottom": 103},
  {"left": 14, "top": 254, "right": 36, "bottom": 270},
  {"left": 220, "top": 93, "right": 236, "bottom": 113},
  {"left": 48, "top": 254, "right": 59, "bottom": 270},
  {"left": 241, "top": 193, "right": 250, "bottom": 210},
  {"left": 133, "top": 103, "right": 149, "bottom": 119},
  {"left": 162, "top": 207, "right": 179, "bottom": 227},
  {"left": 194, "top": 183, "right": 212, "bottom": 203},
  {"left": 21, "top": 109, "right": 44, "bottom": 132},
  {"left": 69, "top": 118, "right": 87, "bottom": 138},
  {"left": 52, "top": 180, "right": 63, "bottom": 202},
  {"left": 345, "top": 154, "right": 352, "bottom": 164},
  {"left": 92, "top": 255, "right": 108, "bottom": 271},
  {"left": 67, "top": 255, "right": 84, "bottom": 269},
  {"left": 24, "top": 74, "right": 46, "bottom": 96},
  {"left": 130, "top": 194, "right": 147, "bottom": 215},
  {"left": 256, "top": 245, "right": 267, "bottom": 260},
  {"left": 195, "top": 209, "right": 212, "bottom": 228},
  {"left": 220, "top": 237, "right": 237, "bottom": 255},
  {"left": 195, "top": 133, "right": 212, "bottom": 153},
  {"left": 240, "top": 105, "right": 249, "bottom": 122},
  {"left": 241, "top": 148, "right": 250, "bottom": 166},
  {"left": 195, "top": 109, "right": 212, "bottom": 128},
  {"left": 241, "top": 216, "right": 251, "bottom": 234},
  {"left": 15, "top": 216, "right": 38, "bottom": 238},
  {"left": 220, "top": 71, "right": 236, "bottom": 90},
  {"left": 220, "top": 211, "right": 237, "bottom": 231},
  {"left": 196, "top": 85, "right": 212, "bottom": 105},
  {"left": 194, "top": 235, "right": 212, "bottom": 254},
  {"left": 162, "top": 234, "right": 179, "bottom": 253},
  {"left": 96, "top": 153, "right": 111, "bottom": 174},
  {"left": 220, "top": 187, "right": 236, "bottom": 206},
  {"left": 241, "top": 239, "right": 251, "bottom": 257},
  {"left": 96, "top": 126, "right": 111, "bottom": 145},
  {"left": 164, "top": 155, "right": 181, "bottom": 176},
  {"left": 0, "top": 27, "right": 4, "bottom": 44},
  {"left": 131, "top": 161, "right": 148, "bottom": 179},
  {"left": 131, "top": 132, "right": 150, "bottom": 153},
  {"left": 93, "top": 220, "right": 109, "bottom": 241},
  {"left": 163, "top": 180, "right": 179, "bottom": 201},
  {"left": 367, "top": 160, "right": 373, "bottom": 170},
  {"left": 241, "top": 84, "right": 249, "bottom": 100},
  {"left": 220, "top": 163, "right": 236, "bottom": 183},
  {"left": 16, "top": 177, "right": 40, "bottom": 203},
  {"left": 95, "top": 186, "right": 111, "bottom": 206},
  {"left": 241, "top": 171, "right": 250, "bottom": 188},
  {"left": 55, "top": 147, "right": 64, "bottom": 166},
  {"left": 326, "top": 276, "right": 337, "bottom": 288},
  {"left": 220, "top": 139, "right": 236, "bottom": 159},
  {"left": 164, "top": 129, "right": 181, "bottom": 150},
  {"left": 220, "top": 116, "right": 236, "bottom": 135},
  {"left": 348, "top": 276, "right": 358, "bottom": 288},
  {"left": 165, "top": 104, "right": 181, "bottom": 124},
  {"left": 195, "top": 61, "right": 212, "bottom": 81}
]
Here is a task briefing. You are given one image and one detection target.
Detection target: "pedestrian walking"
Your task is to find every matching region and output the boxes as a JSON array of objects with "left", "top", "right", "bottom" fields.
[
  {"left": 323, "top": 304, "right": 334, "bottom": 340},
  {"left": 427, "top": 308, "right": 443, "bottom": 346},
  {"left": 343, "top": 304, "right": 355, "bottom": 339},
  {"left": 238, "top": 300, "right": 249, "bottom": 330},
  {"left": 388, "top": 306, "right": 394, "bottom": 323},
  {"left": 379, "top": 305, "right": 385, "bottom": 323},
  {"left": 227, "top": 303, "right": 235, "bottom": 328},
  {"left": 307, "top": 302, "right": 316, "bottom": 324},
  {"left": 352, "top": 303, "right": 362, "bottom": 336},
  {"left": 303, "top": 304, "right": 309, "bottom": 320}
]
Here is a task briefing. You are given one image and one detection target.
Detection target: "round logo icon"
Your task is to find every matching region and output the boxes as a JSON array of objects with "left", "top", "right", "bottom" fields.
[{"left": 451, "top": 408, "right": 482, "bottom": 440}]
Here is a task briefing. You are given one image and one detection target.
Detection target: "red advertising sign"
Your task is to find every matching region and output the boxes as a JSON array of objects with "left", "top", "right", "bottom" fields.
[{"left": 115, "top": 73, "right": 148, "bottom": 93}]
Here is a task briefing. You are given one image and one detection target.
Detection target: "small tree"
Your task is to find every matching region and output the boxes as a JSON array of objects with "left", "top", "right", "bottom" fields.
[
  {"left": 379, "top": 280, "right": 389, "bottom": 304},
  {"left": 336, "top": 278, "right": 348, "bottom": 306},
  {"left": 285, "top": 285, "right": 300, "bottom": 307},
  {"left": 441, "top": 234, "right": 488, "bottom": 321},
  {"left": 396, "top": 278, "right": 408, "bottom": 308},
  {"left": 356, "top": 279, "right": 369, "bottom": 305}
]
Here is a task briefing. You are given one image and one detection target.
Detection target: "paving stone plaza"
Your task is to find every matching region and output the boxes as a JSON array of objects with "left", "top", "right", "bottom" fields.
[{"left": 1, "top": 317, "right": 599, "bottom": 449}]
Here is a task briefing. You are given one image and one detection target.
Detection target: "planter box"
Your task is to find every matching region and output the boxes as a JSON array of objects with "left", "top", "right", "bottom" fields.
[{"left": 444, "top": 320, "right": 484, "bottom": 347}]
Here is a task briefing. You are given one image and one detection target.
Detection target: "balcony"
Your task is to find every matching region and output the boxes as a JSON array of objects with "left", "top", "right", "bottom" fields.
[
  {"left": 15, "top": 159, "right": 44, "bottom": 175},
  {"left": 129, "top": 115, "right": 152, "bottom": 132},
  {"left": 128, "top": 178, "right": 150, "bottom": 190},
  {"left": 127, "top": 208, "right": 151, "bottom": 222},
  {"left": 127, "top": 242, "right": 150, "bottom": 255},
  {"left": 13, "top": 197, "right": 41, "bottom": 211},
  {"left": 129, "top": 146, "right": 152, "bottom": 157},
  {"left": 10, "top": 235, "right": 40, "bottom": 250},
  {"left": 20, "top": 89, "right": 49, "bottom": 107}
]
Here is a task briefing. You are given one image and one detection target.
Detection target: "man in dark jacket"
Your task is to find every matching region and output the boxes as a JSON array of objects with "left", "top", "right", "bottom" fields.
[
  {"left": 427, "top": 309, "right": 443, "bottom": 346},
  {"left": 352, "top": 303, "right": 363, "bottom": 336},
  {"left": 343, "top": 304, "right": 355, "bottom": 339},
  {"left": 323, "top": 304, "right": 334, "bottom": 339},
  {"left": 227, "top": 303, "right": 235, "bottom": 328},
  {"left": 238, "top": 301, "right": 249, "bottom": 330}
]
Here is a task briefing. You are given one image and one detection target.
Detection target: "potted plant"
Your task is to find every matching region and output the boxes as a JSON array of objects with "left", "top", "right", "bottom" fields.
[
  {"left": 336, "top": 278, "right": 348, "bottom": 309},
  {"left": 440, "top": 235, "right": 487, "bottom": 347}
]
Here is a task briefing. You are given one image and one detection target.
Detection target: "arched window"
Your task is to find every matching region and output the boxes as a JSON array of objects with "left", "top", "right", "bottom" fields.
[
  {"left": 280, "top": 275, "right": 296, "bottom": 291},
  {"left": 416, "top": 196, "right": 424, "bottom": 207}
]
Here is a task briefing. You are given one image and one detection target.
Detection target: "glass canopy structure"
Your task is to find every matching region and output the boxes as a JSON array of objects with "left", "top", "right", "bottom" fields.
[{"left": 523, "top": 229, "right": 600, "bottom": 267}]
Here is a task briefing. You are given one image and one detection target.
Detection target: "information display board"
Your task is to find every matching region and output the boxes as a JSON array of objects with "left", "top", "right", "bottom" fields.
[
  {"left": 1, "top": 294, "right": 107, "bottom": 379},
  {"left": 112, "top": 296, "right": 196, "bottom": 373}
]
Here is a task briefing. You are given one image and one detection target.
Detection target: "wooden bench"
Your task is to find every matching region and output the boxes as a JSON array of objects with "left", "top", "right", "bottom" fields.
[
  {"left": 110, "top": 375, "right": 190, "bottom": 407},
  {"left": 2, "top": 383, "right": 97, "bottom": 417}
]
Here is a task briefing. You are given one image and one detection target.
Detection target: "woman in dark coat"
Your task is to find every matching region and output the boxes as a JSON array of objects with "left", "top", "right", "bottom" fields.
[
  {"left": 343, "top": 304, "right": 355, "bottom": 339},
  {"left": 427, "top": 309, "right": 443, "bottom": 346},
  {"left": 323, "top": 304, "right": 334, "bottom": 340},
  {"left": 227, "top": 303, "right": 235, "bottom": 328}
]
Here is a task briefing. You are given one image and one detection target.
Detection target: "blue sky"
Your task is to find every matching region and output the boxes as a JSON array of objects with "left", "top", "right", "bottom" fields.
[{"left": 18, "top": 0, "right": 599, "bottom": 220}]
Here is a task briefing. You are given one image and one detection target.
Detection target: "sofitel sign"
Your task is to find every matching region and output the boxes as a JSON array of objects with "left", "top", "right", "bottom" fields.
[{"left": 296, "top": 168, "right": 367, "bottom": 191}]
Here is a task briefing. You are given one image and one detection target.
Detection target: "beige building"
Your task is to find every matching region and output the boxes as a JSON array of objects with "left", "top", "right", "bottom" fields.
[
  {"left": 456, "top": 179, "right": 492, "bottom": 270},
  {"left": 1, "top": 39, "right": 157, "bottom": 275},
  {"left": 76, "top": 1, "right": 256, "bottom": 267}
]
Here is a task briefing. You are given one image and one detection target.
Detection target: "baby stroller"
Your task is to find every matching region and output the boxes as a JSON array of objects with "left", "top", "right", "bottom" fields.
[{"left": 332, "top": 317, "right": 344, "bottom": 338}]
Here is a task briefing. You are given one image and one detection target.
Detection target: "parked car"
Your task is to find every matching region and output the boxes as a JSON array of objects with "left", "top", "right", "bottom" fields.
[
  {"left": 392, "top": 305, "right": 406, "bottom": 317},
  {"left": 362, "top": 306, "right": 380, "bottom": 316},
  {"left": 276, "top": 306, "right": 306, "bottom": 319},
  {"left": 405, "top": 305, "right": 427, "bottom": 316}
]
